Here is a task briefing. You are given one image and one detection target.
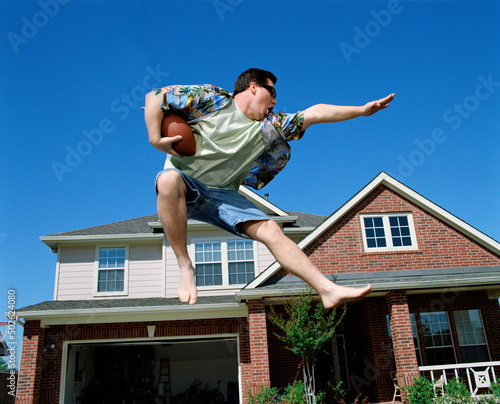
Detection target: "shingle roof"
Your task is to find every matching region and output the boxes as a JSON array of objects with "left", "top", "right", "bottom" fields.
[
  {"left": 17, "top": 295, "right": 238, "bottom": 313},
  {"left": 45, "top": 211, "right": 327, "bottom": 237},
  {"left": 283, "top": 211, "right": 326, "bottom": 228},
  {"left": 47, "top": 214, "right": 159, "bottom": 236}
]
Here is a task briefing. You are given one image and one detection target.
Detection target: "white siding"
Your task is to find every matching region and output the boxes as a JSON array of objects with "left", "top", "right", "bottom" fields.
[
  {"left": 56, "top": 246, "right": 95, "bottom": 300},
  {"left": 56, "top": 243, "right": 164, "bottom": 301},
  {"left": 256, "top": 242, "right": 274, "bottom": 274},
  {"left": 127, "top": 244, "right": 163, "bottom": 298}
]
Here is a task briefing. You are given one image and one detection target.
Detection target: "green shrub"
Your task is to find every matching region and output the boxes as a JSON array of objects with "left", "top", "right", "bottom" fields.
[
  {"left": 280, "top": 380, "right": 306, "bottom": 404},
  {"left": 245, "top": 384, "right": 280, "bottom": 404},
  {"left": 444, "top": 377, "right": 471, "bottom": 399},
  {"left": 403, "top": 376, "right": 436, "bottom": 404},
  {"left": 491, "top": 378, "right": 500, "bottom": 398}
]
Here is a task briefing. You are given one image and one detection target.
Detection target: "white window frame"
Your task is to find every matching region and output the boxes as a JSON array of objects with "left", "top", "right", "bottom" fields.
[
  {"left": 191, "top": 237, "right": 258, "bottom": 289},
  {"left": 360, "top": 212, "right": 418, "bottom": 252},
  {"left": 94, "top": 246, "right": 129, "bottom": 297}
]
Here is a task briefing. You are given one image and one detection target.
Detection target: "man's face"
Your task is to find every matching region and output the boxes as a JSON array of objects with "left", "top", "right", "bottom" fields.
[{"left": 254, "top": 78, "right": 277, "bottom": 120}]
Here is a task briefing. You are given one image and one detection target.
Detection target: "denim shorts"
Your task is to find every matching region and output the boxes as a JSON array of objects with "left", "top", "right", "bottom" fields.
[{"left": 155, "top": 169, "right": 270, "bottom": 238}]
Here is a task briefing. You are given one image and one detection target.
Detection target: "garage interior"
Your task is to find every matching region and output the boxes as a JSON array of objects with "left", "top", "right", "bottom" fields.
[{"left": 64, "top": 338, "right": 239, "bottom": 404}]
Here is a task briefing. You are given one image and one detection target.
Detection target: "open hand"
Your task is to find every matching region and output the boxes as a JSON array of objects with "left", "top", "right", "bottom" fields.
[{"left": 361, "top": 93, "right": 395, "bottom": 116}]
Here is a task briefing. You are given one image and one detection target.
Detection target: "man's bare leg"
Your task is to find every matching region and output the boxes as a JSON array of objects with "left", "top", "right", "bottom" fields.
[
  {"left": 156, "top": 171, "right": 197, "bottom": 304},
  {"left": 241, "top": 219, "right": 372, "bottom": 309}
]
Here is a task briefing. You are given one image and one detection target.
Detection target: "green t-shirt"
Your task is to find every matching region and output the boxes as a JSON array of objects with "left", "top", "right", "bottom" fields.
[{"left": 164, "top": 99, "right": 265, "bottom": 191}]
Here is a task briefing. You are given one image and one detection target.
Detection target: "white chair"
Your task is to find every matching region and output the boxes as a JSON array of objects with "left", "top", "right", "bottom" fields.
[{"left": 434, "top": 374, "right": 445, "bottom": 396}]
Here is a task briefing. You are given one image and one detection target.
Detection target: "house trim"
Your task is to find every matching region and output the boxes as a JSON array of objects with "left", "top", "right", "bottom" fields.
[
  {"left": 40, "top": 233, "right": 164, "bottom": 250},
  {"left": 238, "top": 185, "right": 290, "bottom": 217},
  {"left": 17, "top": 302, "right": 248, "bottom": 327},
  {"left": 53, "top": 248, "right": 61, "bottom": 300}
]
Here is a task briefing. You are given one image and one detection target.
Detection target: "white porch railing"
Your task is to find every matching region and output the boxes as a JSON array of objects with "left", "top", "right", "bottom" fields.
[{"left": 419, "top": 361, "right": 500, "bottom": 396}]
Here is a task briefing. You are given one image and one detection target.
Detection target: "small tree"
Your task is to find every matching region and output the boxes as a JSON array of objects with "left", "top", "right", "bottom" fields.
[{"left": 268, "top": 287, "right": 346, "bottom": 404}]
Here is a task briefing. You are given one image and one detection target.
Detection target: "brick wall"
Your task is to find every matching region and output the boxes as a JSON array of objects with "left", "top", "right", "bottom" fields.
[
  {"left": 267, "top": 305, "right": 302, "bottom": 388},
  {"left": 386, "top": 291, "right": 420, "bottom": 392},
  {"left": 15, "top": 320, "right": 45, "bottom": 404},
  {"left": 295, "top": 185, "right": 500, "bottom": 276},
  {"left": 242, "top": 300, "right": 271, "bottom": 399}
]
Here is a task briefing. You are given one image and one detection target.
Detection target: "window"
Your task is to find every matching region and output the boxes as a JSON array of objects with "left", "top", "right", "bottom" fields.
[
  {"left": 97, "top": 247, "right": 126, "bottom": 293},
  {"left": 420, "top": 312, "right": 457, "bottom": 365},
  {"left": 195, "top": 241, "right": 222, "bottom": 287},
  {"left": 194, "top": 239, "right": 256, "bottom": 287},
  {"left": 228, "top": 240, "right": 255, "bottom": 285},
  {"left": 454, "top": 309, "right": 490, "bottom": 363},
  {"left": 360, "top": 213, "right": 417, "bottom": 252}
]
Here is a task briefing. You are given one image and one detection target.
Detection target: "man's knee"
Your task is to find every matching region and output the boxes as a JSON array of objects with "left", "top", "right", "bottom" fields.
[
  {"left": 241, "top": 219, "right": 283, "bottom": 241},
  {"left": 156, "top": 171, "right": 186, "bottom": 198}
]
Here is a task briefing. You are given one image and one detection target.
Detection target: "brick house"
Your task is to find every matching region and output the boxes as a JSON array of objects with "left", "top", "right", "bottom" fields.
[{"left": 14, "top": 172, "right": 500, "bottom": 403}]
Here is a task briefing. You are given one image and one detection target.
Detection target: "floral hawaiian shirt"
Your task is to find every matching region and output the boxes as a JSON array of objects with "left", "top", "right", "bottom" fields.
[{"left": 154, "top": 84, "right": 305, "bottom": 190}]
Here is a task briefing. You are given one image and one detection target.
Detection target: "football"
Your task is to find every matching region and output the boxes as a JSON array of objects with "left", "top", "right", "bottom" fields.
[{"left": 161, "top": 114, "right": 196, "bottom": 156}]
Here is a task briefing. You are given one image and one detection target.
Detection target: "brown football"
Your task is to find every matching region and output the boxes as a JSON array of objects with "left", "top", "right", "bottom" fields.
[{"left": 161, "top": 115, "right": 196, "bottom": 156}]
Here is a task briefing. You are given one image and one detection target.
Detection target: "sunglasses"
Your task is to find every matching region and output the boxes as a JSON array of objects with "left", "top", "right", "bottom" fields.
[{"left": 257, "top": 83, "right": 277, "bottom": 99}]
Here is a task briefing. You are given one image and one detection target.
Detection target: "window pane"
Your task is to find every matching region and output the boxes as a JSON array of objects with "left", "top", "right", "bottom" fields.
[
  {"left": 454, "top": 309, "right": 489, "bottom": 362},
  {"left": 461, "top": 345, "right": 490, "bottom": 363},
  {"left": 195, "top": 263, "right": 222, "bottom": 286},
  {"left": 364, "top": 217, "right": 386, "bottom": 248},
  {"left": 389, "top": 215, "right": 412, "bottom": 248},
  {"left": 97, "top": 269, "right": 125, "bottom": 292},
  {"left": 228, "top": 262, "right": 255, "bottom": 285},
  {"left": 195, "top": 242, "right": 222, "bottom": 263},
  {"left": 98, "top": 247, "right": 125, "bottom": 269}
]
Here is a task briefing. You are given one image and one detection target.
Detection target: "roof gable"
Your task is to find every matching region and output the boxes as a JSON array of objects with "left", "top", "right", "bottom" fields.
[{"left": 244, "top": 172, "right": 500, "bottom": 290}]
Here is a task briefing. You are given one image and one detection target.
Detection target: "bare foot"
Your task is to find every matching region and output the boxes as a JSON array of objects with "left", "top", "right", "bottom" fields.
[
  {"left": 320, "top": 284, "right": 372, "bottom": 309},
  {"left": 178, "top": 266, "right": 197, "bottom": 305}
]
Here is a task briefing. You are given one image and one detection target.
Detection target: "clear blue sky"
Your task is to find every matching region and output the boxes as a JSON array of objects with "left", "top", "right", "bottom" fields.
[{"left": 1, "top": 0, "right": 499, "bottom": 348}]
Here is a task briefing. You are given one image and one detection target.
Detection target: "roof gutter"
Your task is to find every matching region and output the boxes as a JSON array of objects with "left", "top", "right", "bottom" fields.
[
  {"left": 236, "top": 275, "right": 500, "bottom": 302},
  {"left": 17, "top": 302, "right": 248, "bottom": 327}
]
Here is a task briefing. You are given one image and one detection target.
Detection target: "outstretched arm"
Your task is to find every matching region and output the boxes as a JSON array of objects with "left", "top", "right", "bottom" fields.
[{"left": 301, "top": 93, "right": 395, "bottom": 130}]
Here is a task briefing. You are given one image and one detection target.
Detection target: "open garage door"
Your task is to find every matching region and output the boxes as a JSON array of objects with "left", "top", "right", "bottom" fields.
[{"left": 63, "top": 337, "right": 239, "bottom": 404}]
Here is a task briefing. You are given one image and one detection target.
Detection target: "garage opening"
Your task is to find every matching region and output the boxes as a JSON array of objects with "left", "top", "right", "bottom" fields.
[{"left": 64, "top": 337, "right": 239, "bottom": 404}]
